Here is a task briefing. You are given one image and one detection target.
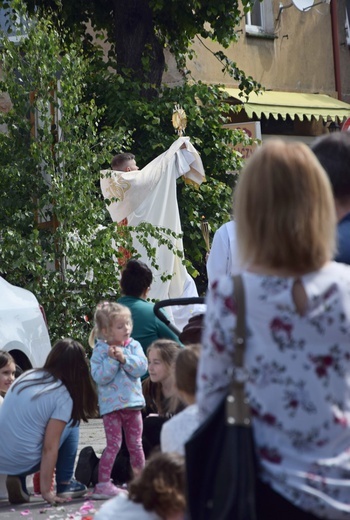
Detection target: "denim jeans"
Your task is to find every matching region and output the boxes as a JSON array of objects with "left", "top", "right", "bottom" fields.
[{"left": 18, "top": 423, "right": 79, "bottom": 486}]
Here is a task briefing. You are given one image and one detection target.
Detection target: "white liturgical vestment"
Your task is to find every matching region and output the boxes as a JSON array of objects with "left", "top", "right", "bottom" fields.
[{"left": 100, "top": 137, "right": 206, "bottom": 330}]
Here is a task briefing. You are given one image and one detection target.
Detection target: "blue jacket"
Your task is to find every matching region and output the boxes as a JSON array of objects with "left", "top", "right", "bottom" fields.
[
  {"left": 90, "top": 338, "right": 148, "bottom": 416},
  {"left": 336, "top": 213, "right": 350, "bottom": 265}
]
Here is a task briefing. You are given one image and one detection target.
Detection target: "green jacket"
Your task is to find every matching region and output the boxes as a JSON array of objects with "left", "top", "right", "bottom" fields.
[{"left": 117, "top": 295, "right": 182, "bottom": 357}]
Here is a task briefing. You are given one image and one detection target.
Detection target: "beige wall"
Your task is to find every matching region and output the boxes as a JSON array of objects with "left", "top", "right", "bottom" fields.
[
  {"left": 164, "top": 0, "right": 350, "bottom": 101},
  {"left": 1, "top": 2, "right": 348, "bottom": 109}
]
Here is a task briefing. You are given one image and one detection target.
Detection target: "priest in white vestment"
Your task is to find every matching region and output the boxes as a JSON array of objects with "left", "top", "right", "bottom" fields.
[{"left": 100, "top": 136, "right": 206, "bottom": 331}]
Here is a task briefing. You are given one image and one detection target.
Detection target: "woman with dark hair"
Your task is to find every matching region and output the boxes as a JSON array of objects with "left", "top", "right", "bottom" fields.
[
  {"left": 118, "top": 259, "right": 182, "bottom": 356},
  {"left": 0, "top": 338, "right": 98, "bottom": 505}
]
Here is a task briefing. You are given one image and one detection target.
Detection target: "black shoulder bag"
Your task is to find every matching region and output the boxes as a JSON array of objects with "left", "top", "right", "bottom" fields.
[{"left": 185, "top": 275, "right": 257, "bottom": 520}]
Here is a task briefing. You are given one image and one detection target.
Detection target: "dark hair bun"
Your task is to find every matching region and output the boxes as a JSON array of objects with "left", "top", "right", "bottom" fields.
[{"left": 127, "top": 259, "right": 151, "bottom": 275}]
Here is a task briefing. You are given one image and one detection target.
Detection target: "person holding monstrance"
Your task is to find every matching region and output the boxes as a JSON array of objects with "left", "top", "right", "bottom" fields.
[{"left": 100, "top": 108, "right": 206, "bottom": 331}]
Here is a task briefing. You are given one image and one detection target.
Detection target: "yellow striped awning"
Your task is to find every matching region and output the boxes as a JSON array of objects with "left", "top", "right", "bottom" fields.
[{"left": 224, "top": 88, "right": 350, "bottom": 122}]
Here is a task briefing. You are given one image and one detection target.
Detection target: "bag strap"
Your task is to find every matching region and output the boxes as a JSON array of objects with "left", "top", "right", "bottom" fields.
[
  {"left": 226, "top": 275, "right": 251, "bottom": 427},
  {"left": 233, "top": 274, "right": 245, "bottom": 369}
]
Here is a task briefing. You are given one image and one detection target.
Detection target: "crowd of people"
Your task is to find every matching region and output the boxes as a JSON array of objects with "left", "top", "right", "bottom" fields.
[{"left": 0, "top": 132, "right": 350, "bottom": 520}]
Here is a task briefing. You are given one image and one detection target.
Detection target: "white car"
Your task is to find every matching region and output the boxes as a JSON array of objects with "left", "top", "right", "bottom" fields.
[{"left": 0, "top": 276, "right": 51, "bottom": 371}]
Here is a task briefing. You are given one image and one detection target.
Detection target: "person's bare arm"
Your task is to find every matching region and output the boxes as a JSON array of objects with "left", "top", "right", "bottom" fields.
[{"left": 40, "top": 418, "right": 67, "bottom": 504}]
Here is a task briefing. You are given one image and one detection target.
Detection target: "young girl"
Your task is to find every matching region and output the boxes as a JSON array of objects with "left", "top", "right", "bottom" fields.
[
  {"left": 90, "top": 301, "right": 148, "bottom": 500},
  {"left": 160, "top": 344, "right": 201, "bottom": 456},
  {"left": 94, "top": 451, "right": 186, "bottom": 520},
  {"left": 0, "top": 350, "right": 16, "bottom": 403},
  {"left": 0, "top": 339, "right": 98, "bottom": 505},
  {"left": 0, "top": 351, "right": 16, "bottom": 500},
  {"left": 142, "top": 339, "right": 183, "bottom": 457}
]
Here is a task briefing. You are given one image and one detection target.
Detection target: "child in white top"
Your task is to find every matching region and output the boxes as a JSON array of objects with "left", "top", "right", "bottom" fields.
[
  {"left": 160, "top": 344, "right": 200, "bottom": 456},
  {"left": 94, "top": 451, "right": 185, "bottom": 520},
  {"left": 90, "top": 302, "right": 148, "bottom": 500},
  {"left": 0, "top": 350, "right": 16, "bottom": 500}
]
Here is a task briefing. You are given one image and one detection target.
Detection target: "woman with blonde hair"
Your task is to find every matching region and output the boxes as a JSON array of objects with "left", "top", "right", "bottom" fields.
[{"left": 197, "top": 140, "right": 350, "bottom": 519}]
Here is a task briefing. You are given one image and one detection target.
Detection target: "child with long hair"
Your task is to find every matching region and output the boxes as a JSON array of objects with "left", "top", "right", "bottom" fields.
[
  {"left": 160, "top": 344, "right": 201, "bottom": 456},
  {"left": 0, "top": 351, "right": 16, "bottom": 500},
  {"left": 90, "top": 301, "right": 148, "bottom": 499},
  {"left": 0, "top": 339, "right": 98, "bottom": 505},
  {"left": 142, "top": 339, "right": 183, "bottom": 457},
  {"left": 95, "top": 451, "right": 186, "bottom": 520},
  {"left": 0, "top": 351, "right": 15, "bottom": 403}
]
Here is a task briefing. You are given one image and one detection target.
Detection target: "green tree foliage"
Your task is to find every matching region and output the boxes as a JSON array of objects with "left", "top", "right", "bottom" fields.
[
  {"left": 0, "top": 8, "right": 135, "bottom": 345},
  {"left": 17, "top": 0, "right": 259, "bottom": 90},
  {"left": 4, "top": 0, "right": 260, "bottom": 293},
  {"left": 0, "top": 0, "right": 259, "bottom": 346}
]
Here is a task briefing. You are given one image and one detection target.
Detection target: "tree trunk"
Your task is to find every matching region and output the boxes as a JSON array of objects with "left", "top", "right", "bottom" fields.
[{"left": 112, "top": 0, "right": 165, "bottom": 91}]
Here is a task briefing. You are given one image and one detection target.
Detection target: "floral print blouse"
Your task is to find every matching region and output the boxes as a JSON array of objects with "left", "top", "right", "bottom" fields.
[{"left": 197, "top": 262, "right": 350, "bottom": 519}]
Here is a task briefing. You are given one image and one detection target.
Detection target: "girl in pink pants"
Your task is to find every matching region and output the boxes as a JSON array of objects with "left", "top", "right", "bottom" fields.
[{"left": 90, "top": 302, "right": 148, "bottom": 500}]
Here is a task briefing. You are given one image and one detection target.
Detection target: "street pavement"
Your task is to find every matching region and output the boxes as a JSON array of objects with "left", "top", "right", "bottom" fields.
[{"left": 0, "top": 418, "right": 108, "bottom": 519}]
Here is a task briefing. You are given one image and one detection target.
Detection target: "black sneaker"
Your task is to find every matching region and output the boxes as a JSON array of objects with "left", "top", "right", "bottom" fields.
[
  {"left": 74, "top": 446, "right": 100, "bottom": 487},
  {"left": 6, "top": 476, "right": 30, "bottom": 504}
]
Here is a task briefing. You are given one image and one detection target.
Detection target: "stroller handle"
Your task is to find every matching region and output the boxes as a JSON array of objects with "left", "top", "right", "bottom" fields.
[{"left": 153, "top": 297, "right": 205, "bottom": 337}]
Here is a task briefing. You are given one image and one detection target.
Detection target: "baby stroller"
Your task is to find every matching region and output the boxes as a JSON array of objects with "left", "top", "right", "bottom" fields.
[{"left": 153, "top": 296, "right": 206, "bottom": 344}]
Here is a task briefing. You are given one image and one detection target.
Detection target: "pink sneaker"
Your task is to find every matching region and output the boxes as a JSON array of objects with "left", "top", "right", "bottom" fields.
[{"left": 91, "top": 480, "right": 121, "bottom": 500}]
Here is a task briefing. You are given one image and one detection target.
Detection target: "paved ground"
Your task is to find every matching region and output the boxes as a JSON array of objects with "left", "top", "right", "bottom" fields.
[{"left": 0, "top": 419, "right": 108, "bottom": 519}]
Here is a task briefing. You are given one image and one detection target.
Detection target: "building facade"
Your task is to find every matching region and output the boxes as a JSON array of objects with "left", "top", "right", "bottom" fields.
[{"left": 164, "top": 0, "right": 350, "bottom": 143}]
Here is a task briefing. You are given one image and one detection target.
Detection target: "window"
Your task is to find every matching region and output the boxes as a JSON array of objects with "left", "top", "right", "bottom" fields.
[
  {"left": 0, "top": 7, "right": 27, "bottom": 42},
  {"left": 345, "top": 6, "right": 350, "bottom": 47},
  {"left": 245, "top": 0, "right": 275, "bottom": 36},
  {"left": 246, "top": 1, "right": 263, "bottom": 27}
]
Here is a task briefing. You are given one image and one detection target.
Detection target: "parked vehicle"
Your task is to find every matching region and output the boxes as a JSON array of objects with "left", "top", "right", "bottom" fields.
[{"left": 0, "top": 276, "right": 51, "bottom": 371}]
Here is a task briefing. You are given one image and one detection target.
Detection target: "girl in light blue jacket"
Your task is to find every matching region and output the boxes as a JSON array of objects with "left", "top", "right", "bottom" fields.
[{"left": 90, "top": 301, "right": 148, "bottom": 500}]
